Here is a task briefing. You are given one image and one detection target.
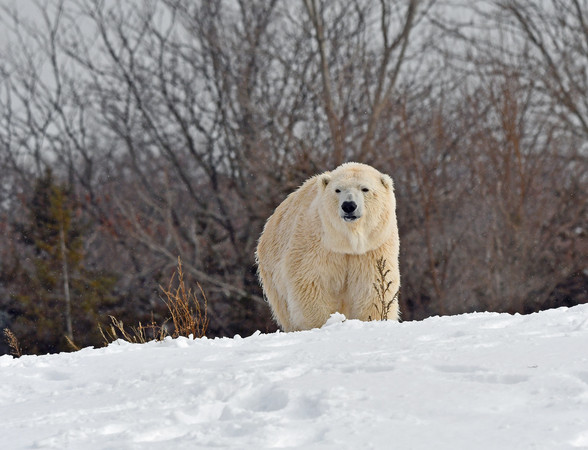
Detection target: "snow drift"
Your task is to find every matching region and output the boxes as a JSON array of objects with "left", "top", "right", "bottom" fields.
[{"left": 1, "top": 305, "right": 588, "bottom": 449}]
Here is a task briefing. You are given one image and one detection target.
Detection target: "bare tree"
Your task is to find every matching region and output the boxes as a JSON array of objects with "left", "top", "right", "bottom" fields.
[
  {"left": 0, "top": 0, "right": 585, "bottom": 353},
  {"left": 496, "top": 0, "right": 588, "bottom": 137},
  {"left": 301, "top": 0, "right": 431, "bottom": 166}
]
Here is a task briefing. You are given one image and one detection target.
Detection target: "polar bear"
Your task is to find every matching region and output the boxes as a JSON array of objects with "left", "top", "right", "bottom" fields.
[{"left": 256, "top": 162, "right": 400, "bottom": 331}]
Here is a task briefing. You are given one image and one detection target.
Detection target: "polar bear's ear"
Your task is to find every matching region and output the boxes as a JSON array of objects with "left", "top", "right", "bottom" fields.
[
  {"left": 320, "top": 174, "right": 331, "bottom": 189},
  {"left": 380, "top": 174, "right": 393, "bottom": 190}
]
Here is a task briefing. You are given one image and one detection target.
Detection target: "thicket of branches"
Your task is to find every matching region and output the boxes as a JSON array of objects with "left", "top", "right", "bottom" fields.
[{"left": 0, "top": 0, "right": 586, "bottom": 355}]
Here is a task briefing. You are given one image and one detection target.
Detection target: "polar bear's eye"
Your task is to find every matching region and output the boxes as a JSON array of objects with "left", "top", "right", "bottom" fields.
[
  {"left": 361, "top": 187, "right": 369, "bottom": 193},
  {"left": 335, "top": 189, "right": 341, "bottom": 193}
]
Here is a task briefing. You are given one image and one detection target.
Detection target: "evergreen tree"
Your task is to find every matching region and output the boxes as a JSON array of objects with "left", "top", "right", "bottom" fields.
[{"left": 8, "top": 169, "right": 116, "bottom": 354}]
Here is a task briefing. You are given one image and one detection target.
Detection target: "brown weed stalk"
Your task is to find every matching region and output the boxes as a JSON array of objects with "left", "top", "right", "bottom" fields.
[
  {"left": 3, "top": 328, "right": 22, "bottom": 357},
  {"left": 99, "top": 314, "right": 168, "bottom": 345},
  {"left": 371, "top": 257, "right": 399, "bottom": 321},
  {"left": 160, "top": 257, "right": 209, "bottom": 338}
]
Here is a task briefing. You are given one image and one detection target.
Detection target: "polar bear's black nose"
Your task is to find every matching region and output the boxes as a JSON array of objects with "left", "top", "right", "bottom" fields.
[{"left": 341, "top": 201, "right": 357, "bottom": 214}]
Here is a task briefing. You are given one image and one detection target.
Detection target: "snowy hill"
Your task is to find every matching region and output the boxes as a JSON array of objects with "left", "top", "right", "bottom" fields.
[{"left": 1, "top": 305, "right": 588, "bottom": 450}]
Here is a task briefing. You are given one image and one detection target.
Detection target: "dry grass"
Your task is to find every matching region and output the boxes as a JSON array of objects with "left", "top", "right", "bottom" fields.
[
  {"left": 99, "top": 314, "right": 168, "bottom": 345},
  {"left": 160, "top": 257, "right": 209, "bottom": 339},
  {"left": 3, "top": 328, "right": 22, "bottom": 357},
  {"left": 100, "top": 256, "right": 209, "bottom": 346},
  {"left": 65, "top": 335, "right": 81, "bottom": 352},
  {"left": 370, "top": 257, "right": 399, "bottom": 321}
]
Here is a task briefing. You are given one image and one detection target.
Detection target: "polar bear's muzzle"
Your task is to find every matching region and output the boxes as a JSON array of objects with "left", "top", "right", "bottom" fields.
[
  {"left": 336, "top": 188, "right": 364, "bottom": 222},
  {"left": 341, "top": 200, "right": 361, "bottom": 222}
]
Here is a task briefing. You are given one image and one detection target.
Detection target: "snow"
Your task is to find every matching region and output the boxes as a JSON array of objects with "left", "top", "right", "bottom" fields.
[{"left": 2, "top": 305, "right": 588, "bottom": 449}]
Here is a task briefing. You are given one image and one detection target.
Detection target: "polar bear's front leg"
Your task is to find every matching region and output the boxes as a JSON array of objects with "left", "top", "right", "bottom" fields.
[{"left": 287, "top": 279, "right": 335, "bottom": 331}]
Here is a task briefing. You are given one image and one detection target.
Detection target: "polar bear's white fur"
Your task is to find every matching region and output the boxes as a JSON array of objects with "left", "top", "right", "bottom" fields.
[{"left": 256, "top": 162, "right": 400, "bottom": 331}]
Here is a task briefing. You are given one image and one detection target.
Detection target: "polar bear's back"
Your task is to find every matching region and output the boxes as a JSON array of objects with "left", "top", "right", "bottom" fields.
[{"left": 257, "top": 175, "right": 321, "bottom": 260}]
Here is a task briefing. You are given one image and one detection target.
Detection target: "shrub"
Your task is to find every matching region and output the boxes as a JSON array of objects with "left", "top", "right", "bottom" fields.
[
  {"left": 100, "top": 256, "right": 209, "bottom": 345},
  {"left": 371, "top": 257, "right": 399, "bottom": 321}
]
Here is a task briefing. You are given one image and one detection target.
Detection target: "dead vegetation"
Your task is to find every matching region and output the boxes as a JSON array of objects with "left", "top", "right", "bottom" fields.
[
  {"left": 3, "top": 328, "right": 22, "bottom": 358},
  {"left": 100, "top": 257, "right": 208, "bottom": 345},
  {"left": 371, "top": 257, "right": 399, "bottom": 321},
  {"left": 160, "top": 257, "right": 209, "bottom": 339}
]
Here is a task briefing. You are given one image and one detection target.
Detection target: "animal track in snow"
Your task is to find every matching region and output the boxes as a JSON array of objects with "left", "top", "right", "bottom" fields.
[{"left": 434, "top": 364, "right": 529, "bottom": 384}]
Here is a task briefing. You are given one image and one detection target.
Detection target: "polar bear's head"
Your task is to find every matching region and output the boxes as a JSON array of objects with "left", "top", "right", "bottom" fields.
[{"left": 317, "top": 162, "right": 397, "bottom": 254}]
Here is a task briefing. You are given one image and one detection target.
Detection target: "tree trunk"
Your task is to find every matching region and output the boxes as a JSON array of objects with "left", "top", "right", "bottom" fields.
[{"left": 59, "top": 221, "right": 73, "bottom": 342}]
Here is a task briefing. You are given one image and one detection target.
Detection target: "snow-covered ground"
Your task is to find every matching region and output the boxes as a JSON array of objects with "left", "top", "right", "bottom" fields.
[{"left": 1, "top": 305, "right": 588, "bottom": 450}]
